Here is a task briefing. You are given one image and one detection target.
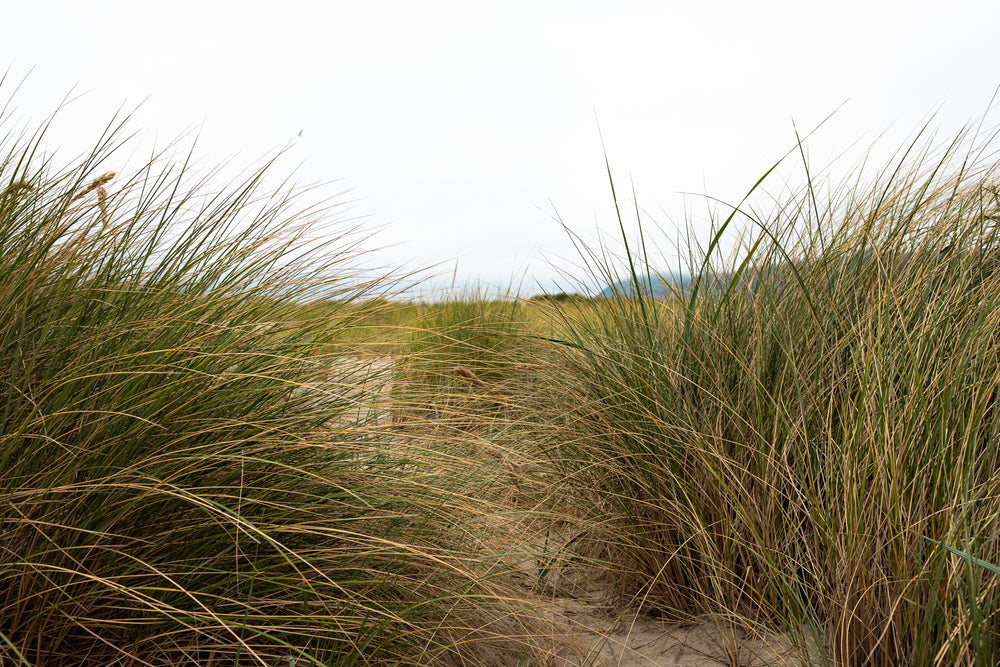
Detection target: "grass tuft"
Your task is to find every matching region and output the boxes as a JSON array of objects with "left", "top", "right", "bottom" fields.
[
  {"left": 529, "top": 120, "right": 1000, "bottom": 665},
  {"left": 0, "top": 100, "right": 540, "bottom": 666}
]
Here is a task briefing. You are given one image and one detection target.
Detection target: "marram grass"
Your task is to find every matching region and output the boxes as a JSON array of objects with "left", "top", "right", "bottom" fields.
[
  {"left": 529, "top": 121, "right": 1000, "bottom": 665},
  {"left": 0, "top": 104, "right": 540, "bottom": 665},
  {"left": 11, "top": 87, "right": 1000, "bottom": 666}
]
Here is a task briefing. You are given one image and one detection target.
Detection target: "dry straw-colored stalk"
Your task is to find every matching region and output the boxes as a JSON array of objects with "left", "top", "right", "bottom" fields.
[
  {"left": 96, "top": 185, "right": 109, "bottom": 226},
  {"left": 455, "top": 365, "right": 490, "bottom": 390},
  {"left": 72, "top": 171, "right": 115, "bottom": 225},
  {"left": 71, "top": 171, "right": 115, "bottom": 201},
  {"left": 0, "top": 180, "right": 33, "bottom": 199}
]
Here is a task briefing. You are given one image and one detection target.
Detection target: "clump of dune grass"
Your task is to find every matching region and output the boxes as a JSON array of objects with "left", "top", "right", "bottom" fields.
[
  {"left": 533, "top": 120, "right": 1000, "bottom": 664},
  {"left": 0, "top": 100, "right": 542, "bottom": 665}
]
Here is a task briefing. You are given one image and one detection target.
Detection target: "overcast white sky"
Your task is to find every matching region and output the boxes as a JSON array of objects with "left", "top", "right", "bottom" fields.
[{"left": 4, "top": 1, "right": 1000, "bottom": 295}]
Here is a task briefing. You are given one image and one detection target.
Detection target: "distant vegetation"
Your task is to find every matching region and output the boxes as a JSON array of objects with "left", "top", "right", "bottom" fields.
[
  {"left": 3, "top": 91, "right": 1000, "bottom": 665},
  {"left": 528, "top": 290, "right": 590, "bottom": 302},
  {"left": 598, "top": 271, "right": 693, "bottom": 298}
]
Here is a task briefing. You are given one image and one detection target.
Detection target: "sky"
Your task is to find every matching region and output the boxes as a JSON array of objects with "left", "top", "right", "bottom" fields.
[{"left": 4, "top": 1, "right": 1000, "bottom": 296}]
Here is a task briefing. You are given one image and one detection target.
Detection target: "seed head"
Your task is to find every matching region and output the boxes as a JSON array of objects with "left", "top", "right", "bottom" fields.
[{"left": 72, "top": 172, "right": 116, "bottom": 201}]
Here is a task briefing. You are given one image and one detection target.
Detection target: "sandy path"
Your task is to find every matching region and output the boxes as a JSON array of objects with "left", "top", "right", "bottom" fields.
[
  {"left": 314, "top": 353, "right": 395, "bottom": 426},
  {"left": 331, "top": 354, "right": 819, "bottom": 665},
  {"left": 494, "top": 523, "right": 816, "bottom": 666},
  {"left": 530, "top": 597, "right": 812, "bottom": 666}
]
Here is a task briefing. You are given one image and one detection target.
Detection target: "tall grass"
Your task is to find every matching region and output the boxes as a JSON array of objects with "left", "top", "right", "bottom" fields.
[
  {"left": 0, "top": 104, "right": 538, "bottom": 665},
  {"left": 18, "top": 86, "right": 1000, "bottom": 665},
  {"left": 535, "top": 122, "right": 1000, "bottom": 664},
  {"left": 394, "top": 294, "right": 530, "bottom": 428}
]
